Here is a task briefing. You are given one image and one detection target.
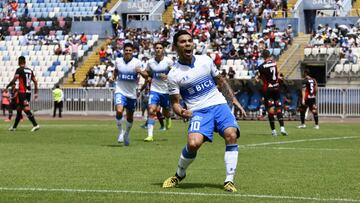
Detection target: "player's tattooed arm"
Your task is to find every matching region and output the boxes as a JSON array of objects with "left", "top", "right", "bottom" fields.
[
  {"left": 170, "top": 94, "right": 192, "bottom": 119},
  {"left": 215, "top": 75, "right": 235, "bottom": 101}
]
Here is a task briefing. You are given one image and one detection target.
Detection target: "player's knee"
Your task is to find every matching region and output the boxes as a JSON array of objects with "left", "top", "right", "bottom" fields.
[
  {"left": 224, "top": 128, "right": 238, "bottom": 144},
  {"left": 187, "top": 139, "right": 201, "bottom": 152}
]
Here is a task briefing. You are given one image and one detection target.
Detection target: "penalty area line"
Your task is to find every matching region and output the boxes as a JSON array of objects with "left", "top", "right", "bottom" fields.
[{"left": 0, "top": 187, "right": 359, "bottom": 202}]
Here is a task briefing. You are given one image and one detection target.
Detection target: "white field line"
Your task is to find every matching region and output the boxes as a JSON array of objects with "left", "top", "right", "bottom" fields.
[
  {"left": 241, "top": 136, "right": 360, "bottom": 147},
  {"left": 0, "top": 187, "right": 359, "bottom": 202},
  {"left": 244, "top": 147, "right": 354, "bottom": 151}
]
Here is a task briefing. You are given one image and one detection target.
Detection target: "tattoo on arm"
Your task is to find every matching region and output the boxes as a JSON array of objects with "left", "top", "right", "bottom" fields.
[{"left": 216, "top": 75, "right": 234, "bottom": 101}]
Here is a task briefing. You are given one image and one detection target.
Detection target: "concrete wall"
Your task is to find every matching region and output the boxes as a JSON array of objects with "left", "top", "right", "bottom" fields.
[{"left": 71, "top": 21, "right": 113, "bottom": 39}]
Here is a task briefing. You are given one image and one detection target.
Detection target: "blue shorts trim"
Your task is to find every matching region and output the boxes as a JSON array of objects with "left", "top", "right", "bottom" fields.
[
  {"left": 114, "top": 93, "right": 136, "bottom": 112},
  {"left": 188, "top": 104, "right": 240, "bottom": 142},
  {"left": 148, "top": 91, "right": 170, "bottom": 109}
]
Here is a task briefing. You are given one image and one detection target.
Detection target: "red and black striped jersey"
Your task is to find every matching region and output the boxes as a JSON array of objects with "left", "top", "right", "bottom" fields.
[
  {"left": 14, "top": 67, "right": 35, "bottom": 93},
  {"left": 258, "top": 59, "right": 280, "bottom": 91},
  {"left": 302, "top": 77, "right": 317, "bottom": 99}
]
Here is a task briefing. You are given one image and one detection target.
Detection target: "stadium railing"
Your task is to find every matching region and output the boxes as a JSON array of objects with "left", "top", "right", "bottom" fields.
[{"left": 1, "top": 87, "right": 355, "bottom": 118}]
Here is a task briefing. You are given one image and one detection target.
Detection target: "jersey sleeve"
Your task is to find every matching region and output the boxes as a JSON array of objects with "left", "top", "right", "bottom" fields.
[
  {"left": 209, "top": 57, "right": 220, "bottom": 77},
  {"left": 167, "top": 71, "right": 179, "bottom": 95},
  {"left": 302, "top": 79, "right": 307, "bottom": 89}
]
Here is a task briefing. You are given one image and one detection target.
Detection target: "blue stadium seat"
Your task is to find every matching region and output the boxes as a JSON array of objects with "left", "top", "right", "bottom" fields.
[
  {"left": 43, "top": 71, "right": 51, "bottom": 77},
  {"left": 31, "top": 60, "right": 40, "bottom": 66},
  {"left": 0, "top": 45, "right": 7, "bottom": 51},
  {"left": 272, "top": 48, "right": 281, "bottom": 59},
  {"left": 288, "top": 92, "right": 299, "bottom": 112},
  {"left": 248, "top": 92, "right": 261, "bottom": 112},
  {"left": 237, "top": 92, "right": 249, "bottom": 111},
  {"left": 2, "top": 55, "right": 10, "bottom": 61},
  {"left": 46, "top": 21, "right": 53, "bottom": 26},
  {"left": 34, "top": 45, "right": 41, "bottom": 51},
  {"left": 21, "top": 50, "right": 30, "bottom": 56}
]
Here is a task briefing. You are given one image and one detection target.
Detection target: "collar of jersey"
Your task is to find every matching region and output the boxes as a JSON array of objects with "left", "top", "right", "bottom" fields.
[
  {"left": 178, "top": 56, "right": 196, "bottom": 68},
  {"left": 123, "top": 57, "right": 133, "bottom": 64}
]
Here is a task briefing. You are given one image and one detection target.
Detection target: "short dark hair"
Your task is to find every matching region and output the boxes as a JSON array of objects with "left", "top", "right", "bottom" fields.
[
  {"left": 304, "top": 69, "right": 310, "bottom": 76},
  {"left": 262, "top": 49, "right": 271, "bottom": 59},
  {"left": 153, "top": 42, "right": 164, "bottom": 48},
  {"left": 18, "top": 56, "right": 26, "bottom": 65},
  {"left": 173, "top": 30, "right": 192, "bottom": 47},
  {"left": 123, "top": 43, "right": 134, "bottom": 50}
]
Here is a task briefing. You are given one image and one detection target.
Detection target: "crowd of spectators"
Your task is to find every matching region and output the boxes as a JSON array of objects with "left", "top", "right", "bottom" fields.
[
  {"left": 307, "top": 22, "right": 360, "bottom": 64},
  {"left": 84, "top": 0, "right": 294, "bottom": 87}
]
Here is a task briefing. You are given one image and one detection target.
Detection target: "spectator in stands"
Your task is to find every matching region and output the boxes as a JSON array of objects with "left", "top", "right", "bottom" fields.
[
  {"left": 86, "top": 67, "right": 96, "bottom": 87},
  {"left": 71, "top": 61, "right": 76, "bottom": 82},
  {"left": 2, "top": 89, "right": 10, "bottom": 117},
  {"left": 10, "top": 0, "right": 17, "bottom": 12},
  {"left": 111, "top": 11, "right": 121, "bottom": 36},
  {"left": 221, "top": 69, "right": 227, "bottom": 78},
  {"left": 80, "top": 33, "right": 87, "bottom": 45},
  {"left": 103, "top": 9, "right": 111, "bottom": 21},
  {"left": 99, "top": 47, "right": 107, "bottom": 64},
  {"left": 214, "top": 51, "right": 221, "bottom": 70},
  {"left": 52, "top": 85, "right": 63, "bottom": 118},
  {"left": 23, "top": 2, "right": 28, "bottom": 17},
  {"left": 69, "top": 39, "right": 79, "bottom": 62},
  {"left": 54, "top": 43, "right": 62, "bottom": 55},
  {"left": 228, "top": 67, "right": 236, "bottom": 79},
  {"left": 345, "top": 49, "right": 356, "bottom": 64},
  {"left": 95, "top": 6, "right": 102, "bottom": 20}
]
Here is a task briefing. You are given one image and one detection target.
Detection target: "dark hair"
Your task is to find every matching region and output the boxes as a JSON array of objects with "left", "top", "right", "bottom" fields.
[
  {"left": 304, "top": 69, "right": 310, "bottom": 76},
  {"left": 262, "top": 49, "right": 271, "bottom": 59},
  {"left": 18, "top": 56, "right": 26, "bottom": 65},
  {"left": 173, "top": 30, "right": 192, "bottom": 47},
  {"left": 153, "top": 42, "right": 164, "bottom": 48},
  {"left": 55, "top": 84, "right": 60, "bottom": 88},
  {"left": 123, "top": 42, "right": 134, "bottom": 50}
]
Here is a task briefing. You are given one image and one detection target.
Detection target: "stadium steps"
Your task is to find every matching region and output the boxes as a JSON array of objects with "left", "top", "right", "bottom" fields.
[
  {"left": 274, "top": 0, "right": 297, "bottom": 18},
  {"left": 278, "top": 33, "right": 311, "bottom": 79},
  {"left": 162, "top": 3, "right": 174, "bottom": 25},
  {"left": 105, "top": 0, "right": 127, "bottom": 13},
  {"left": 350, "top": 1, "right": 360, "bottom": 16},
  {"left": 63, "top": 39, "right": 108, "bottom": 88}
]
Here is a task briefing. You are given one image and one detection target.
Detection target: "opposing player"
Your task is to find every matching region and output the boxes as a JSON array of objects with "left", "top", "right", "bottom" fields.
[
  {"left": 6, "top": 56, "right": 40, "bottom": 131},
  {"left": 137, "top": 42, "right": 173, "bottom": 142},
  {"left": 298, "top": 69, "right": 319, "bottom": 129},
  {"left": 113, "top": 43, "right": 143, "bottom": 146},
  {"left": 162, "top": 30, "right": 240, "bottom": 192},
  {"left": 256, "top": 50, "right": 288, "bottom": 136}
]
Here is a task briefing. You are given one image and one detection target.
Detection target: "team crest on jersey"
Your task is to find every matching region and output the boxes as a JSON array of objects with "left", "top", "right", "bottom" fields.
[{"left": 182, "top": 76, "right": 189, "bottom": 81}]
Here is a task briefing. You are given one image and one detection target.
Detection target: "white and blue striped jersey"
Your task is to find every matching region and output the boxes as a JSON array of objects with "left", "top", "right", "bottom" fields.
[
  {"left": 146, "top": 56, "right": 173, "bottom": 94},
  {"left": 167, "top": 55, "right": 227, "bottom": 111},
  {"left": 115, "top": 57, "right": 142, "bottom": 99}
]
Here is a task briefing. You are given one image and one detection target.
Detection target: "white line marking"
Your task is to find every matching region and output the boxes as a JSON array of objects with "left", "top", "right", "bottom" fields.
[
  {"left": 244, "top": 147, "right": 353, "bottom": 151},
  {"left": 242, "top": 136, "right": 360, "bottom": 147},
  {"left": 0, "top": 187, "right": 359, "bottom": 202}
]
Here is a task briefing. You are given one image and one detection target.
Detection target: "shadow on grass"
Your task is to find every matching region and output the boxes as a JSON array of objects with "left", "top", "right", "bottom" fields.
[{"left": 151, "top": 182, "right": 221, "bottom": 190}]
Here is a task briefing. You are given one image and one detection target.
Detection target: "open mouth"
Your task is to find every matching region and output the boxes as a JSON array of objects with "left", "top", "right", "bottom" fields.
[{"left": 184, "top": 49, "right": 192, "bottom": 57}]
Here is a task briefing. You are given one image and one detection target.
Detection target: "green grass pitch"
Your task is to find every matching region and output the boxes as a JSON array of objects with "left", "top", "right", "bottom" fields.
[{"left": 0, "top": 119, "right": 359, "bottom": 203}]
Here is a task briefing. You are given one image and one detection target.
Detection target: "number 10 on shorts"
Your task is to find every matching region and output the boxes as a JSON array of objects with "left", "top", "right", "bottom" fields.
[{"left": 190, "top": 121, "right": 200, "bottom": 131}]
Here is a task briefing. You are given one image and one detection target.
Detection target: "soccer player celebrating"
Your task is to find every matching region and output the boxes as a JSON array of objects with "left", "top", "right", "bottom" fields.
[
  {"left": 298, "top": 69, "right": 319, "bottom": 129},
  {"left": 137, "top": 42, "right": 173, "bottom": 142},
  {"left": 256, "top": 50, "right": 288, "bottom": 136},
  {"left": 6, "top": 56, "right": 40, "bottom": 132},
  {"left": 113, "top": 43, "right": 143, "bottom": 146},
  {"left": 162, "top": 30, "right": 240, "bottom": 192}
]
